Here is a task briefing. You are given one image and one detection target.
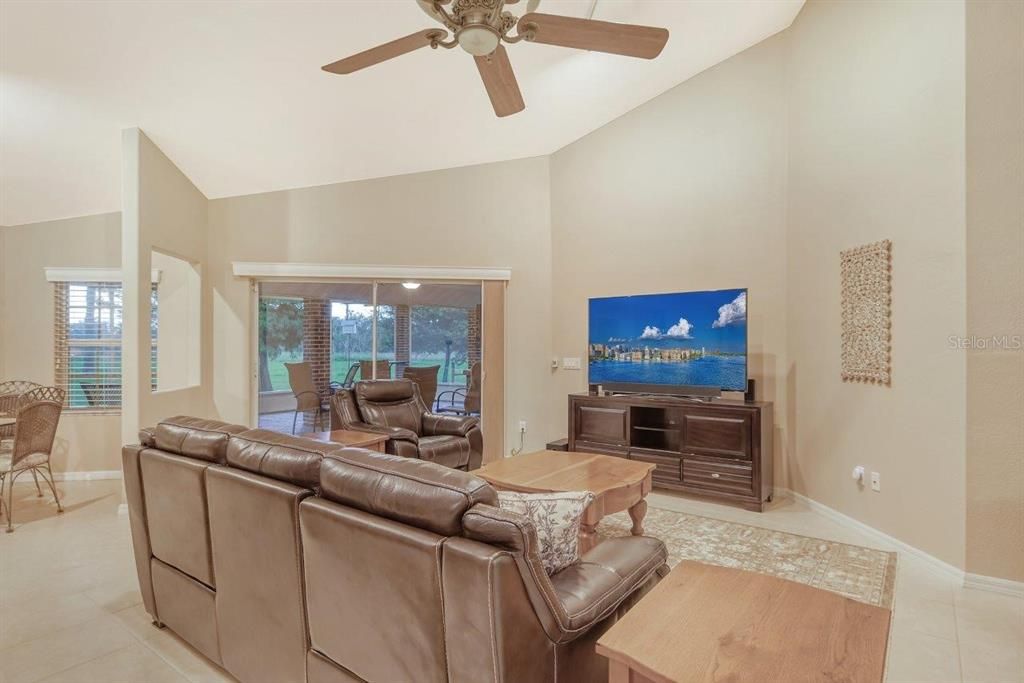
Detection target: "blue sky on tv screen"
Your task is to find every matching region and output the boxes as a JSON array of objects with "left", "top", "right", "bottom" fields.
[{"left": 588, "top": 289, "right": 747, "bottom": 353}]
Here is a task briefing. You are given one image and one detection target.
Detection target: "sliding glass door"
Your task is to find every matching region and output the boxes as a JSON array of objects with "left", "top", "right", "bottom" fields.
[{"left": 256, "top": 279, "right": 484, "bottom": 435}]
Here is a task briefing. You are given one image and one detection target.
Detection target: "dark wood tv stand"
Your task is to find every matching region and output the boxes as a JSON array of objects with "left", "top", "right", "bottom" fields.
[{"left": 567, "top": 393, "right": 773, "bottom": 512}]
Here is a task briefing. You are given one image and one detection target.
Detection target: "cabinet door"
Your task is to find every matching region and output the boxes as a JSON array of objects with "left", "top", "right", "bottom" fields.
[
  {"left": 575, "top": 404, "right": 628, "bottom": 446},
  {"left": 682, "top": 409, "right": 752, "bottom": 460}
]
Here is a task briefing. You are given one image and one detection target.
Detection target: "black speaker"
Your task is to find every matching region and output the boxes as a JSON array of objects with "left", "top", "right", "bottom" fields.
[{"left": 744, "top": 378, "right": 756, "bottom": 402}]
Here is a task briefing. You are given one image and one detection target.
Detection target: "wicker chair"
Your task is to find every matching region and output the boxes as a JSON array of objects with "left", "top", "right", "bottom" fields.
[
  {"left": 0, "top": 386, "right": 65, "bottom": 532},
  {"left": 0, "top": 380, "right": 41, "bottom": 440}
]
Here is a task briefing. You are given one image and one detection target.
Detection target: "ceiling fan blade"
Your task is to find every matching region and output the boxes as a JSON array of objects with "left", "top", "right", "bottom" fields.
[
  {"left": 474, "top": 45, "right": 525, "bottom": 117},
  {"left": 517, "top": 12, "right": 668, "bottom": 59},
  {"left": 322, "top": 29, "right": 443, "bottom": 75}
]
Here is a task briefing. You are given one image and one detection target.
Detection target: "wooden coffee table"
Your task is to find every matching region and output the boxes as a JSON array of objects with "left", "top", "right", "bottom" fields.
[
  {"left": 597, "top": 561, "right": 891, "bottom": 683},
  {"left": 300, "top": 429, "right": 389, "bottom": 452},
  {"left": 474, "top": 450, "right": 655, "bottom": 552}
]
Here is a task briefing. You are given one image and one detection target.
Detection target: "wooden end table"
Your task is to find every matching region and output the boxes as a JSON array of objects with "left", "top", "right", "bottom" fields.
[
  {"left": 474, "top": 450, "right": 655, "bottom": 552},
  {"left": 597, "top": 561, "right": 891, "bottom": 683},
  {"left": 300, "top": 429, "right": 389, "bottom": 453}
]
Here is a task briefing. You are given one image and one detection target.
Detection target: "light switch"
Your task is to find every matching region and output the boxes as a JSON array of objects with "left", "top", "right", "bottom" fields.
[{"left": 563, "top": 357, "right": 582, "bottom": 370}]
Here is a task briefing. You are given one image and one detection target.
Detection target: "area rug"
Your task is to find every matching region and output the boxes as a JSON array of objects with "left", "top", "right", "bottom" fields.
[{"left": 597, "top": 507, "right": 897, "bottom": 609}]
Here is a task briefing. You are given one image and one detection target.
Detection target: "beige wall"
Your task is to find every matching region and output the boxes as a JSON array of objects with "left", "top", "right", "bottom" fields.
[
  {"left": 787, "top": 0, "right": 967, "bottom": 567},
  {"left": 122, "top": 129, "right": 213, "bottom": 445},
  {"left": 965, "top": 0, "right": 1024, "bottom": 582},
  {"left": 152, "top": 251, "right": 203, "bottom": 391},
  {"left": 0, "top": 214, "right": 123, "bottom": 472},
  {"left": 550, "top": 35, "right": 790, "bottom": 476},
  {"left": 207, "top": 156, "right": 553, "bottom": 453}
]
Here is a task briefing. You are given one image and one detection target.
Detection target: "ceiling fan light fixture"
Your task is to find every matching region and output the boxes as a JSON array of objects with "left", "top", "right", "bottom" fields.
[
  {"left": 457, "top": 25, "right": 500, "bottom": 56},
  {"left": 402, "top": 281, "right": 422, "bottom": 290}
]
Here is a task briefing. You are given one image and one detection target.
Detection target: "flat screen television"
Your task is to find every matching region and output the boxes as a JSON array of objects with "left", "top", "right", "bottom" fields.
[{"left": 588, "top": 288, "right": 748, "bottom": 393}]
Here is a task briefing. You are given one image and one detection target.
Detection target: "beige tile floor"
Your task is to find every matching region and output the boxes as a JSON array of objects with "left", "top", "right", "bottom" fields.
[{"left": 1, "top": 479, "right": 1021, "bottom": 683}]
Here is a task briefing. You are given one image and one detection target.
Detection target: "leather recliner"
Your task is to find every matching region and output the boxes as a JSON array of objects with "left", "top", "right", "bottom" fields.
[
  {"left": 123, "top": 415, "right": 669, "bottom": 683},
  {"left": 331, "top": 379, "right": 483, "bottom": 471}
]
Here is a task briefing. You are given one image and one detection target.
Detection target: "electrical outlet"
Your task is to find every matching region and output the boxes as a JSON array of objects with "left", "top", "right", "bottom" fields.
[
  {"left": 518, "top": 420, "right": 527, "bottom": 432},
  {"left": 870, "top": 471, "right": 881, "bottom": 492}
]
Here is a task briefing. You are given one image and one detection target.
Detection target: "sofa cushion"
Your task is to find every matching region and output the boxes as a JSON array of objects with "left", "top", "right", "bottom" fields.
[
  {"left": 226, "top": 429, "right": 340, "bottom": 490},
  {"left": 154, "top": 416, "right": 247, "bottom": 463},
  {"left": 497, "top": 490, "right": 595, "bottom": 574},
  {"left": 319, "top": 448, "right": 496, "bottom": 536},
  {"left": 418, "top": 435, "right": 470, "bottom": 469}
]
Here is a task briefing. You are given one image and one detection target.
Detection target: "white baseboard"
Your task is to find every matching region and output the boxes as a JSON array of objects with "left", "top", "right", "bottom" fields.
[
  {"left": 53, "top": 470, "right": 123, "bottom": 481},
  {"left": 775, "top": 487, "right": 966, "bottom": 583},
  {"left": 964, "top": 572, "right": 1024, "bottom": 599}
]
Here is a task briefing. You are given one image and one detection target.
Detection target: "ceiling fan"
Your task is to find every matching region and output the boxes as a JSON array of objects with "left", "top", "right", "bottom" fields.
[{"left": 321, "top": 0, "right": 669, "bottom": 117}]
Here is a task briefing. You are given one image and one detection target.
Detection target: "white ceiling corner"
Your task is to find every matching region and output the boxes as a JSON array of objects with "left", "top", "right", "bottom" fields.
[{"left": 0, "top": 0, "right": 804, "bottom": 226}]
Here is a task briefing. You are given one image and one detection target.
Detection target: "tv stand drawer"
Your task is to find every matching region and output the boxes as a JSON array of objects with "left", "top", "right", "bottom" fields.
[
  {"left": 630, "top": 449, "right": 682, "bottom": 483},
  {"left": 682, "top": 457, "right": 753, "bottom": 494},
  {"left": 575, "top": 441, "right": 628, "bottom": 458}
]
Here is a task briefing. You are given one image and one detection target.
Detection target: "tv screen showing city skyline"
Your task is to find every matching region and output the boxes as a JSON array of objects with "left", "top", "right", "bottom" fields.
[{"left": 588, "top": 288, "right": 748, "bottom": 391}]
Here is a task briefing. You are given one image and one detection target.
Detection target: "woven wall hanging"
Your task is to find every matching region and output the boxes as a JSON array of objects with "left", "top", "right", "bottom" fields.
[{"left": 840, "top": 239, "right": 892, "bottom": 385}]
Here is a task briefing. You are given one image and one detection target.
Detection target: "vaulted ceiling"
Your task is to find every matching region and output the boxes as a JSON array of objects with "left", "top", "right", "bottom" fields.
[{"left": 0, "top": 0, "right": 803, "bottom": 226}]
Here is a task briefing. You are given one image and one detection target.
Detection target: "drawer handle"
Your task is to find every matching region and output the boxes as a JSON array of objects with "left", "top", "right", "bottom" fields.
[{"left": 710, "top": 473, "right": 721, "bottom": 479}]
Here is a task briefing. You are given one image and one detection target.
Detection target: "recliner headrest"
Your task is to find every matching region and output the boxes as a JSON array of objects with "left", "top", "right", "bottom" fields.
[
  {"left": 319, "top": 448, "right": 497, "bottom": 536},
  {"left": 153, "top": 416, "right": 248, "bottom": 463},
  {"left": 355, "top": 379, "right": 416, "bottom": 403},
  {"left": 226, "top": 429, "right": 342, "bottom": 490}
]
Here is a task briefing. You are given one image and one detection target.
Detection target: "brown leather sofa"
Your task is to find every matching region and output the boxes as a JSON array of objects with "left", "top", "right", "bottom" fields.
[
  {"left": 331, "top": 379, "right": 483, "bottom": 471},
  {"left": 123, "top": 416, "right": 669, "bottom": 683}
]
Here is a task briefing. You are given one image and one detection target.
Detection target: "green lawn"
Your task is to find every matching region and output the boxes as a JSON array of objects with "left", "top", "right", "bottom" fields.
[{"left": 266, "top": 353, "right": 470, "bottom": 392}]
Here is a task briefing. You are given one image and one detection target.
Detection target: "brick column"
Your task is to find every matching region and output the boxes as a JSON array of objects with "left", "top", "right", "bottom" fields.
[
  {"left": 302, "top": 297, "right": 332, "bottom": 395},
  {"left": 395, "top": 304, "right": 411, "bottom": 367},
  {"left": 468, "top": 304, "right": 481, "bottom": 366}
]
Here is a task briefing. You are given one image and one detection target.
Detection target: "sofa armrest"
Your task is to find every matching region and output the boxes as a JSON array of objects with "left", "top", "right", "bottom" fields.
[
  {"left": 549, "top": 536, "right": 669, "bottom": 633},
  {"left": 138, "top": 427, "right": 156, "bottom": 447},
  {"left": 348, "top": 421, "right": 419, "bottom": 444},
  {"left": 463, "top": 504, "right": 666, "bottom": 644},
  {"left": 422, "top": 412, "right": 479, "bottom": 438}
]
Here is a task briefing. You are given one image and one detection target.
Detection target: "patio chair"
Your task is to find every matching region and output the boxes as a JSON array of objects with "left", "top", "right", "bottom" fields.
[
  {"left": 81, "top": 383, "right": 121, "bottom": 409},
  {"left": 0, "top": 386, "right": 65, "bottom": 532},
  {"left": 402, "top": 365, "right": 440, "bottom": 410},
  {"left": 437, "top": 362, "right": 481, "bottom": 416},
  {"left": 359, "top": 359, "right": 391, "bottom": 381},
  {"left": 338, "top": 362, "right": 360, "bottom": 389},
  {"left": 284, "top": 362, "right": 329, "bottom": 434}
]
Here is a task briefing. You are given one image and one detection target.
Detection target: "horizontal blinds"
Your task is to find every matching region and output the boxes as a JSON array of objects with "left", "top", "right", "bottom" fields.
[{"left": 53, "top": 282, "right": 158, "bottom": 410}]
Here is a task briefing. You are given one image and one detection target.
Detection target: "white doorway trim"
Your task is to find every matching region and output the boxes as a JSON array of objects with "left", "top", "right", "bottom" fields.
[{"left": 232, "top": 262, "right": 511, "bottom": 282}]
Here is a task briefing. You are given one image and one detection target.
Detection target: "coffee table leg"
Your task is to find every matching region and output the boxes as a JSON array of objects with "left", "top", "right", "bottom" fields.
[
  {"left": 579, "top": 506, "right": 600, "bottom": 554},
  {"left": 628, "top": 499, "right": 648, "bottom": 536}
]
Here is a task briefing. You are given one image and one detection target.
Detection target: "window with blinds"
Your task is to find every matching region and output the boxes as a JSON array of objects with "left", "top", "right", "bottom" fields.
[{"left": 53, "top": 282, "right": 158, "bottom": 411}]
